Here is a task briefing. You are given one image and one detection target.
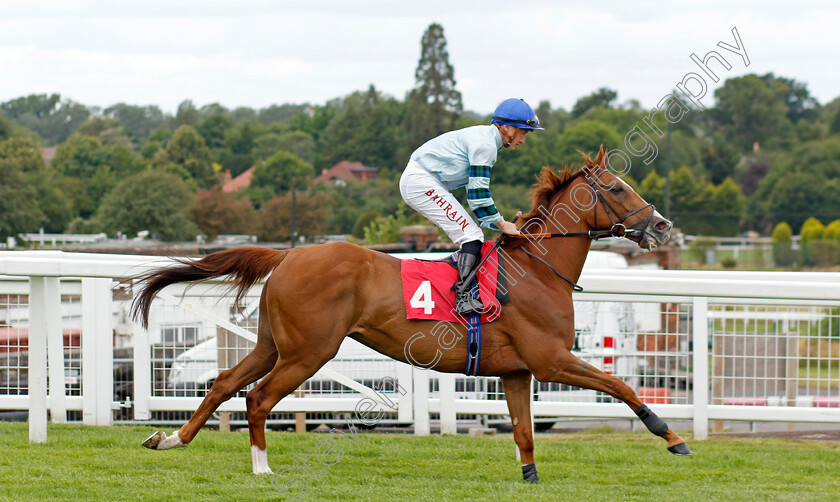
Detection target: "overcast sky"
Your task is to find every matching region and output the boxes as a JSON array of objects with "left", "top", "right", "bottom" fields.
[{"left": 1, "top": 0, "right": 838, "bottom": 116}]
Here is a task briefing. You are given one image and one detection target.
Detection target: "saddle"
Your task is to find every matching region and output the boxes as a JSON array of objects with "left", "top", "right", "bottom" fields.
[{"left": 400, "top": 241, "right": 508, "bottom": 324}]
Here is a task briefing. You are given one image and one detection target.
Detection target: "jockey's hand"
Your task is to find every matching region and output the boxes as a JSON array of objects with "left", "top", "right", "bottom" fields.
[{"left": 496, "top": 219, "right": 521, "bottom": 236}]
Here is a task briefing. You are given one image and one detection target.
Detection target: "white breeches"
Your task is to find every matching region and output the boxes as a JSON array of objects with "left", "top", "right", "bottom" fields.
[{"left": 399, "top": 161, "right": 483, "bottom": 246}]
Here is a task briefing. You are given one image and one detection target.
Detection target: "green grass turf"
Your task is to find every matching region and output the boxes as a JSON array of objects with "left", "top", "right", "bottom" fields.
[{"left": 1, "top": 422, "right": 840, "bottom": 501}]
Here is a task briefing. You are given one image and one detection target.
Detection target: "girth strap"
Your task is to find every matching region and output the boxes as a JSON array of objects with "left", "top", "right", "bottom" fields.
[{"left": 464, "top": 312, "right": 482, "bottom": 376}]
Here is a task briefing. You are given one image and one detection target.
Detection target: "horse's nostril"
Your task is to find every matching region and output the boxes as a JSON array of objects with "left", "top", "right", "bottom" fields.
[{"left": 656, "top": 221, "right": 670, "bottom": 231}]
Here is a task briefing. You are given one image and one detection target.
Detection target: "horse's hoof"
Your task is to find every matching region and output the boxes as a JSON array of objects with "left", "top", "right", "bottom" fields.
[
  {"left": 668, "top": 442, "right": 692, "bottom": 455},
  {"left": 143, "top": 431, "right": 165, "bottom": 449}
]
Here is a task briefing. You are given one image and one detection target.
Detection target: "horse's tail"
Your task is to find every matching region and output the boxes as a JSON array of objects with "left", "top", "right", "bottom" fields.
[{"left": 131, "top": 247, "right": 288, "bottom": 329}]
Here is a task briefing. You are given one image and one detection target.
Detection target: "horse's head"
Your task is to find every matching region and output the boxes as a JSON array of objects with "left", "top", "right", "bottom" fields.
[{"left": 578, "top": 146, "right": 671, "bottom": 250}]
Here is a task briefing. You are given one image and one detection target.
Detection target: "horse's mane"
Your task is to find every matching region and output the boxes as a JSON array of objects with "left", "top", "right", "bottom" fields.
[{"left": 502, "top": 146, "right": 607, "bottom": 249}]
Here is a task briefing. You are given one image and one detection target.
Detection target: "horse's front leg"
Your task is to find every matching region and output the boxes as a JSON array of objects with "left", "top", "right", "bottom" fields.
[
  {"left": 530, "top": 349, "right": 691, "bottom": 455},
  {"left": 501, "top": 371, "right": 539, "bottom": 483}
]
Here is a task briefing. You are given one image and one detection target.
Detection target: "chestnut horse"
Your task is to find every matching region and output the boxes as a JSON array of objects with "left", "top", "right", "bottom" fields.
[{"left": 132, "top": 146, "right": 690, "bottom": 483}]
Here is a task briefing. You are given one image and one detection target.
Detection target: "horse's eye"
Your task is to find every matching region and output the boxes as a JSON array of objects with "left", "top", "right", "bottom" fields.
[{"left": 610, "top": 186, "right": 625, "bottom": 194}]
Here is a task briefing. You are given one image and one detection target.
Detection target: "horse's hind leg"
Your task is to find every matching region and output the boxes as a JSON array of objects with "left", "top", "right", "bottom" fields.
[
  {"left": 143, "top": 303, "right": 278, "bottom": 450},
  {"left": 533, "top": 351, "right": 691, "bottom": 455},
  {"left": 245, "top": 355, "right": 334, "bottom": 474},
  {"left": 501, "top": 371, "right": 539, "bottom": 483}
]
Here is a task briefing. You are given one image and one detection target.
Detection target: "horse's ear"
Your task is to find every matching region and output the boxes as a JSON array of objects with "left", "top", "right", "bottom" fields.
[{"left": 591, "top": 144, "right": 605, "bottom": 167}]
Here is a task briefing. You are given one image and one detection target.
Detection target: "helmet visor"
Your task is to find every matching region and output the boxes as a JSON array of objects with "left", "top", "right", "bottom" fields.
[{"left": 491, "top": 114, "right": 542, "bottom": 129}]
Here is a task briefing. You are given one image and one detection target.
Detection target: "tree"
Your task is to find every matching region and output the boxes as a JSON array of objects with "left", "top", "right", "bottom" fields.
[
  {"left": 103, "top": 103, "right": 167, "bottom": 145},
  {"left": 831, "top": 110, "right": 840, "bottom": 135},
  {"left": 571, "top": 88, "right": 618, "bottom": 118},
  {"left": 404, "top": 23, "right": 463, "bottom": 151},
  {"left": 638, "top": 171, "right": 666, "bottom": 212},
  {"left": 257, "top": 191, "right": 331, "bottom": 242},
  {"left": 763, "top": 172, "right": 828, "bottom": 231},
  {"left": 491, "top": 127, "right": 556, "bottom": 185},
  {"left": 253, "top": 131, "right": 315, "bottom": 164},
  {"left": 760, "top": 74, "right": 820, "bottom": 124},
  {"left": 259, "top": 104, "right": 309, "bottom": 124},
  {"left": 50, "top": 132, "right": 144, "bottom": 219},
  {"left": 750, "top": 137, "right": 840, "bottom": 229},
  {"left": 670, "top": 166, "right": 708, "bottom": 206},
  {"left": 190, "top": 187, "right": 257, "bottom": 240},
  {"left": 0, "top": 136, "right": 72, "bottom": 232},
  {"left": 0, "top": 112, "right": 12, "bottom": 142},
  {"left": 225, "top": 119, "right": 266, "bottom": 155},
  {"left": 771, "top": 222, "right": 796, "bottom": 266},
  {"left": 51, "top": 134, "right": 105, "bottom": 178},
  {"left": 352, "top": 210, "right": 382, "bottom": 239},
  {"left": 289, "top": 105, "right": 335, "bottom": 144},
  {"left": 317, "top": 86, "right": 402, "bottom": 171},
  {"left": 798, "top": 217, "right": 835, "bottom": 266},
  {"left": 577, "top": 105, "right": 640, "bottom": 135},
  {"left": 825, "top": 220, "right": 840, "bottom": 241},
  {"left": 231, "top": 107, "right": 258, "bottom": 122},
  {"left": 533, "top": 100, "right": 571, "bottom": 132},
  {"left": 76, "top": 117, "right": 132, "bottom": 147},
  {"left": 701, "top": 133, "right": 742, "bottom": 185},
  {"left": 0, "top": 159, "right": 45, "bottom": 239},
  {"left": 165, "top": 125, "right": 216, "bottom": 188},
  {"left": 554, "top": 121, "right": 622, "bottom": 167},
  {"left": 97, "top": 169, "right": 199, "bottom": 240},
  {"left": 0, "top": 94, "right": 90, "bottom": 145},
  {"left": 711, "top": 74, "right": 796, "bottom": 151},
  {"left": 171, "top": 99, "right": 201, "bottom": 128},
  {"left": 196, "top": 114, "right": 233, "bottom": 149},
  {"left": 311, "top": 176, "right": 402, "bottom": 234},
  {"left": 706, "top": 177, "right": 745, "bottom": 236},
  {"left": 249, "top": 150, "right": 315, "bottom": 202},
  {"left": 0, "top": 136, "right": 46, "bottom": 173}
]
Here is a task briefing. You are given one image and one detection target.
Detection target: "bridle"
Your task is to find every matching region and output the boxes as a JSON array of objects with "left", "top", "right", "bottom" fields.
[
  {"left": 512, "top": 166, "right": 656, "bottom": 241},
  {"left": 583, "top": 166, "right": 656, "bottom": 241},
  {"left": 506, "top": 166, "right": 658, "bottom": 291}
]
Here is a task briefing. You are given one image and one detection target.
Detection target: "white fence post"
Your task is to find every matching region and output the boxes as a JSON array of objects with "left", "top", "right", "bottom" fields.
[
  {"left": 692, "top": 296, "right": 709, "bottom": 440},
  {"left": 438, "top": 372, "right": 456, "bottom": 435},
  {"left": 45, "top": 277, "right": 65, "bottom": 424},
  {"left": 82, "top": 278, "right": 113, "bottom": 426},
  {"left": 412, "top": 367, "right": 430, "bottom": 436},
  {"left": 133, "top": 318, "right": 151, "bottom": 420},
  {"left": 396, "top": 362, "right": 413, "bottom": 423},
  {"left": 28, "top": 276, "right": 57, "bottom": 442}
]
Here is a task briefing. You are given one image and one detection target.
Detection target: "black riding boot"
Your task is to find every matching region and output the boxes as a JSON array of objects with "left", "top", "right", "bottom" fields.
[{"left": 455, "top": 244, "right": 484, "bottom": 316}]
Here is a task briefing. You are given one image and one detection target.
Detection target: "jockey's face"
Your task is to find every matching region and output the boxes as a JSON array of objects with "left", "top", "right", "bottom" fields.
[{"left": 499, "top": 125, "right": 530, "bottom": 150}]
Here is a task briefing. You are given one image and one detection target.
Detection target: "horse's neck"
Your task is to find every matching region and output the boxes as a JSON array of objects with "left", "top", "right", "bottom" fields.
[
  {"left": 546, "top": 220, "right": 592, "bottom": 284},
  {"left": 524, "top": 190, "right": 594, "bottom": 285}
]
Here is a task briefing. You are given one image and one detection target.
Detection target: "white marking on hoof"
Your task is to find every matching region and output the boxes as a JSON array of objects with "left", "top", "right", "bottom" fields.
[{"left": 251, "top": 445, "right": 272, "bottom": 475}]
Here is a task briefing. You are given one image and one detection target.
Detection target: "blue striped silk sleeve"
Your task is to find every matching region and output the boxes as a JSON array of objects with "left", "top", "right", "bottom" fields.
[{"left": 466, "top": 165, "right": 502, "bottom": 229}]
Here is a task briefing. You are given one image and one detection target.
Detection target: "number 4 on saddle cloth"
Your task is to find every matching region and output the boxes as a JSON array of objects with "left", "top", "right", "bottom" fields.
[
  {"left": 400, "top": 242, "right": 509, "bottom": 375},
  {"left": 400, "top": 241, "right": 510, "bottom": 323}
]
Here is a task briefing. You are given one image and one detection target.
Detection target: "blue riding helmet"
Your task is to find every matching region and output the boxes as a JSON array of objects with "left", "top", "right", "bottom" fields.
[{"left": 491, "top": 98, "right": 544, "bottom": 130}]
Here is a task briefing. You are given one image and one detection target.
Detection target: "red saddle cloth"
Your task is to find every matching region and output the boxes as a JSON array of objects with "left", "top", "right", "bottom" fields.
[{"left": 400, "top": 241, "right": 501, "bottom": 323}]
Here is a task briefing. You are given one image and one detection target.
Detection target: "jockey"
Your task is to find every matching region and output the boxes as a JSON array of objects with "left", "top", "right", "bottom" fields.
[{"left": 399, "top": 98, "right": 544, "bottom": 316}]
